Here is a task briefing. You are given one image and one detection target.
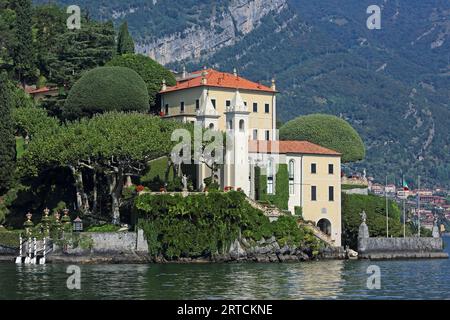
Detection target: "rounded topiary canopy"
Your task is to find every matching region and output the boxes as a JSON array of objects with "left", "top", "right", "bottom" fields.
[
  {"left": 63, "top": 66, "right": 149, "bottom": 120},
  {"left": 106, "top": 54, "right": 176, "bottom": 107},
  {"left": 279, "top": 114, "right": 365, "bottom": 163}
]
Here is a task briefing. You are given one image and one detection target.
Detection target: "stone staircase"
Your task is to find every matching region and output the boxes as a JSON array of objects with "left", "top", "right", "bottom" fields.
[{"left": 245, "top": 197, "right": 336, "bottom": 247}]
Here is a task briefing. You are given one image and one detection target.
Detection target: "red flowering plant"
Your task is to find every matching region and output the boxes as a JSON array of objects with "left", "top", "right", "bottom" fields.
[{"left": 136, "top": 185, "right": 145, "bottom": 193}]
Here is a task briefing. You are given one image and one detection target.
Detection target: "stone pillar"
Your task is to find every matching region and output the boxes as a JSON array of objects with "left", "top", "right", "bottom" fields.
[
  {"left": 358, "top": 222, "right": 369, "bottom": 239},
  {"left": 136, "top": 229, "right": 149, "bottom": 253},
  {"left": 357, "top": 210, "right": 369, "bottom": 253},
  {"left": 432, "top": 223, "right": 440, "bottom": 238}
]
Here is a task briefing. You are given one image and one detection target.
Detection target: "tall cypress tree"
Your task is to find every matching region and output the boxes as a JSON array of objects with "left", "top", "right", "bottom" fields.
[
  {"left": 117, "top": 21, "right": 135, "bottom": 55},
  {"left": 13, "top": 0, "right": 35, "bottom": 87},
  {"left": 0, "top": 73, "right": 16, "bottom": 194}
]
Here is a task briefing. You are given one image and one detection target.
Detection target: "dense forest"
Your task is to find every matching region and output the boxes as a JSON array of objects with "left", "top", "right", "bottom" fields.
[{"left": 0, "top": 1, "right": 188, "bottom": 226}]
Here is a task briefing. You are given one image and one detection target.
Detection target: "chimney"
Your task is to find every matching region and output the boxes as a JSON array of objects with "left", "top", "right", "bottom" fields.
[
  {"left": 201, "top": 69, "right": 208, "bottom": 85},
  {"left": 271, "top": 77, "right": 276, "bottom": 91},
  {"left": 182, "top": 66, "right": 186, "bottom": 79},
  {"left": 162, "top": 79, "right": 167, "bottom": 91},
  {"left": 233, "top": 68, "right": 237, "bottom": 77}
]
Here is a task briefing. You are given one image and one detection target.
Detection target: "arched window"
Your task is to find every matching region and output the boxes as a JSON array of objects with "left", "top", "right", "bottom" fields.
[
  {"left": 228, "top": 120, "right": 233, "bottom": 130},
  {"left": 209, "top": 123, "right": 214, "bottom": 130},
  {"left": 239, "top": 119, "right": 245, "bottom": 131},
  {"left": 267, "top": 159, "right": 274, "bottom": 194},
  {"left": 289, "top": 160, "right": 295, "bottom": 195}
]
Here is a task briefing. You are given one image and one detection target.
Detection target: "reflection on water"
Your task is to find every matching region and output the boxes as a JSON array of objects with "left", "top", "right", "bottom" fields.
[{"left": 1, "top": 237, "right": 450, "bottom": 300}]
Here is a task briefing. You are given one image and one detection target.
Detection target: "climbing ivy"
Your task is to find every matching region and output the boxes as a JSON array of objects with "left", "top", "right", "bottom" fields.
[
  {"left": 254, "top": 164, "right": 289, "bottom": 211},
  {"left": 135, "top": 191, "right": 319, "bottom": 260}
]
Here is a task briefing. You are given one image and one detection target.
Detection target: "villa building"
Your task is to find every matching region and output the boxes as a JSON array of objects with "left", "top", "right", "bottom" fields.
[{"left": 159, "top": 68, "right": 342, "bottom": 245}]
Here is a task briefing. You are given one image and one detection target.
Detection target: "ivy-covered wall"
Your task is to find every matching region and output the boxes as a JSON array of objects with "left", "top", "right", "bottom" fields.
[
  {"left": 134, "top": 191, "right": 319, "bottom": 260},
  {"left": 254, "top": 164, "right": 289, "bottom": 210}
]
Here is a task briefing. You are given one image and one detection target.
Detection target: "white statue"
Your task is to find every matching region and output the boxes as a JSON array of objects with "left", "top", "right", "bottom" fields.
[
  {"left": 360, "top": 210, "right": 367, "bottom": 223},
  {"left": 182, "top": 175, "right": 188, "bottom": 191}
]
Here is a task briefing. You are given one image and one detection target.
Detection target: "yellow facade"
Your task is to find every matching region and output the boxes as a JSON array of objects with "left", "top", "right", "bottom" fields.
[
  {"left": 301, "top": 155, "right": 341, "bottom": 246},
  {"left": 161, "top": 87, "right": 275, "bottom": 139}
]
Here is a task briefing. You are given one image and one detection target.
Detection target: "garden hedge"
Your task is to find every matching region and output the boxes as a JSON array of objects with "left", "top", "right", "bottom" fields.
[
  {"left": 63, "top": 66, "right": 149, "bottom": 119},
  {"left": 107, "top": 54, "right": 176, "bottom": 107},
  {"left": 279, "top": 114, "right": 365, "bottom": 163}
]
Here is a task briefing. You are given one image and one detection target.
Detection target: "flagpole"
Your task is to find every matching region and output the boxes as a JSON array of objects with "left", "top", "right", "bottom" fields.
[
  {"left": 385, "top": 175, "right": 389, "bottom": 238},
  {"left": 403, "top": 198, "right": 406, "bottom": 238},
  {"left": 402, "top": 174, "right": 406, "bottom": 238},
  {"left": 418, "top": 175, "right": 421, "bottom": 237}
]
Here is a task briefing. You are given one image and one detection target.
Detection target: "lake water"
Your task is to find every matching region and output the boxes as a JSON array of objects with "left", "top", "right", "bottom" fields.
[{"left": 1, "top": 237, "right": 449, "bottom": 300}]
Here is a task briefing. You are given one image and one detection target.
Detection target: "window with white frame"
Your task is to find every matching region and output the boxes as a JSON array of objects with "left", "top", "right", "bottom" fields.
[
  {"left": 289, "top": 160, "right": 295, "bottom": 195},
  {"left": 267, "top": 160, "right": 274, "bottom": 194}
]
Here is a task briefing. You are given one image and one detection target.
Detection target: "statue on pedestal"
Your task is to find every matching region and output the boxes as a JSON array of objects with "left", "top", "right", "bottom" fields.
[
  {"left": 182, "top": 175, "right": 188, "bottom": 191},
  {"left": 358, "top": 210, "right": 369, "bottom": 239},
  {"left": 432, "top": 216, "right": 440, "bottom": 238}
]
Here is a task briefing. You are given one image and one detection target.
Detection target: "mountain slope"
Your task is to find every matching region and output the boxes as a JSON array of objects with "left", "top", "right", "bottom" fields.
[{"left": 34, "top": 0, "right": 450, "bottom": 187}]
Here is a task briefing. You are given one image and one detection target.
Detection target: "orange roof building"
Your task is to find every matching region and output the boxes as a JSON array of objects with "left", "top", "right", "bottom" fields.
[
  {"left": 248, "top": 140, "right": 341, "bottom": 156},
  {"left": 160, "top": 68, "right": 276, "bottom": 94},
  {"left": 159, "top": 68, "right": 342, "bottom": 246}
]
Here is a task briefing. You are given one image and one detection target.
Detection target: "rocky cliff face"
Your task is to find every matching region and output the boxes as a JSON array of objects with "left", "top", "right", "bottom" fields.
[{"left": 136, "top": 0, "right": 287, "bottom": 65}]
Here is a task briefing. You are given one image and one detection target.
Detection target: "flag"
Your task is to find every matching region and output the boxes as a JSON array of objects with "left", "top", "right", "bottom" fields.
[{"left": 402, "top": 177, "right": 409, "bottom": 191}]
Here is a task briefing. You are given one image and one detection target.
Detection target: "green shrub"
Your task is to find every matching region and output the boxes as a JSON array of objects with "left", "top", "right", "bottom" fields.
[
  {"left": 63, "top": 66, "right": 149, "bottom": 120},
  {"left": 106, "top": 54, "right": 176, "bottom": 107},
  {"left": 294, "top": 206, "right": 303, "bottom": 219},
  {"left": 0, "top": 230, "right": 21, "bottom": 248},
  {"left": 279, "top": 114, "right": 365, "bottom": 163},
  {"left": 135, "top": 191, "right": 323, "bottom": 259},
  {"left": 203, "top": 176, "right": 220, "bottom": 191}
]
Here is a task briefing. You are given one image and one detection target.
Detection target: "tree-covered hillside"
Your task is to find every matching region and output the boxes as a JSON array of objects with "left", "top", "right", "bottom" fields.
[
  {"left": 181, "top": 0, "right": 450, "bottom": 188},
  {"left": 32, "top": 0, "right": 450, "bottom": 187}
]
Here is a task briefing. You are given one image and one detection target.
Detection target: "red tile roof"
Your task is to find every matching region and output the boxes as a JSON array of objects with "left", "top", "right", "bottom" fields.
[
  {"left": 160, "top": 69, "right": 276, "bottom": 93},
  {"left": 248, "top": 140, "right": 341, "bottom": 156},
  {"left": 25, "top": 87, "right": 57, "bottom": 94}
]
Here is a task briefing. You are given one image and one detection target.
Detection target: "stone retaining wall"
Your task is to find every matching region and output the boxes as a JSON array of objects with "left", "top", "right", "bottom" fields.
[
  {"left": 342, "top": 188, "right": 368, "bottom": 195},
  {"left": 0, "top": 245, "right": 17, "bottom": 255},
  {"left": 53, "top": 230, "right": 149, "bottom": 256},
  {"left": 358, "top": 237, "right": 447, "bottom": 259},
  {"left": 358, "top": 237, "right": 443, "bottom": 253}
]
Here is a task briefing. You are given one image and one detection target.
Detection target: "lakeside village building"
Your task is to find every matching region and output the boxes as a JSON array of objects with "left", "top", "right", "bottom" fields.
[{"left": 159, "top": 68, "right": 342, "bottom": 246}]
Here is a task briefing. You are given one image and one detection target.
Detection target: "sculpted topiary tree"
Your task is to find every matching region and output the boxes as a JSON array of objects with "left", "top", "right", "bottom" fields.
[
  {"left": 106, "top": 54, "right": 176, "bottom": 107},
  {"left": 279, "top": 114, "right": 365, "bottom": 163},
  {"left": 62, "top": 66, "right": 149, "bottom": 120}
]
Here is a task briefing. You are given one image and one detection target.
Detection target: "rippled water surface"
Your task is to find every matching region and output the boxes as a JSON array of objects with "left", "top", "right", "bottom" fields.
[{"left": 1, "top": 237, "right": 449, "bottom": 300}]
